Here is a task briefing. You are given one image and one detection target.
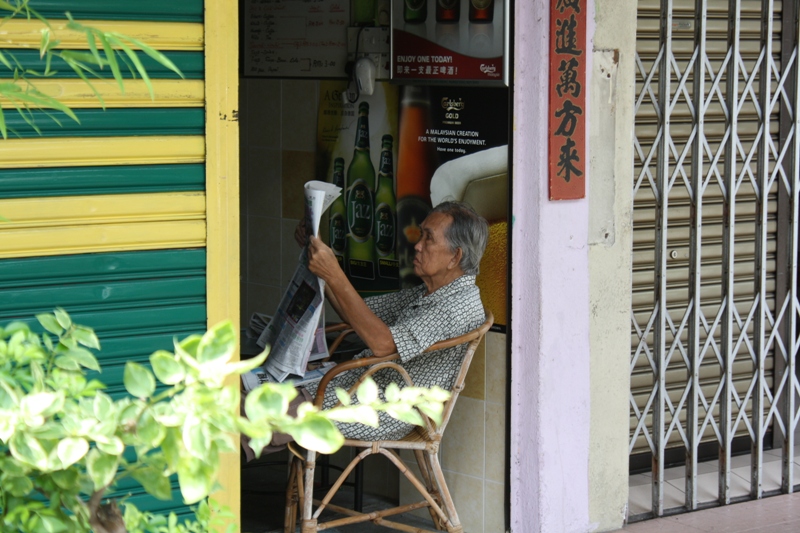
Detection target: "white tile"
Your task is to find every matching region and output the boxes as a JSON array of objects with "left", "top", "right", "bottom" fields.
[
  {"left": 629, "top": 473, "right": 652, "bottom": 488},
  {"left": 729, "top": 466, "right": 755, "bottom": 498},
  {"left": 628, "top": 479, "right": 685, "bottom": 516}
]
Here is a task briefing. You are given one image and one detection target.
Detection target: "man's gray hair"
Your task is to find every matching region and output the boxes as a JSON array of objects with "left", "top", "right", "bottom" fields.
[{"left": 430, "top": 201, "right": 489, "bottom": 276}]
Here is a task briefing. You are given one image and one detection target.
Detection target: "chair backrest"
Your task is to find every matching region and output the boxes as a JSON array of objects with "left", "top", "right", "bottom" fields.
[{"left": 425, "top": 311, "right": 494, "bottom": 438}]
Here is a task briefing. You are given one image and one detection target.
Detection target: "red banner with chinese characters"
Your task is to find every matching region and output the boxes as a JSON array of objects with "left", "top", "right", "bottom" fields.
[{"left": 548, "top": 0, "right": 586, "bottom": 200}]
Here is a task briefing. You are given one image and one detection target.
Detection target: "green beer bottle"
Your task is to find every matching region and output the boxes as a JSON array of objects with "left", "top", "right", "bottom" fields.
[
  {"left": 404, "top": 0, "right": 427, "bottom": 23},
  {"left": 328, "top": 158, "right": 347, "bottom": 271},
  {"left": 374, "top": 134, "right": 398, "bottom": 283},
  {"left": 346, "top": 102, "right": 376, "bottom": 285}
]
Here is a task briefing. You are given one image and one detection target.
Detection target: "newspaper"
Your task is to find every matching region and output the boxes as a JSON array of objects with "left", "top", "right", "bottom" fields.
[{"left": 243, "top": 180, "right": 341, "bottom": 390}]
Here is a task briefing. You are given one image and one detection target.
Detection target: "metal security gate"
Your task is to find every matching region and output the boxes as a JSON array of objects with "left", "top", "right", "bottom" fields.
[{"left": 631, "top": 0, "right": 800, "bottom": 518}]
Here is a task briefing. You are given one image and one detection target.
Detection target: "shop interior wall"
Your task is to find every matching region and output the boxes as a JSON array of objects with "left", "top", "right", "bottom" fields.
[
  {"left": 238, "top": 76, "right": 509, "bottom": 530},
  {"left": 238, "top": 76, "right": 400, "bottom": 499}
]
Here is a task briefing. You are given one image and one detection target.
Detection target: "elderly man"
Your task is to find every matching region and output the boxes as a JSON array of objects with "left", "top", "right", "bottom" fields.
[
  {"left": 242, "top": 201, "right": 488, "bottom": 459},
  {"left": 303, "top": 200, "right": 488, "bottom": 441}
]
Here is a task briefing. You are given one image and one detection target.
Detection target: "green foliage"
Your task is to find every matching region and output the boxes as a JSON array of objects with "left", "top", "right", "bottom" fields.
[
  {"left": 0, "top": 310, "right": 449, "bottom": 532},
  {"left": 0, "top": 0, "right": 183, "bottom": 139}
]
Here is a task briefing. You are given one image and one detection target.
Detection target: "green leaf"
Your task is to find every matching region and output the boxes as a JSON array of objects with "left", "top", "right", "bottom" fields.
[
  {"left": 36, "top": 313, "right": 62, "bottom": 336},
  {"left": 53, "top": 308, "right": 71, "bottom": 330},
  {"left": 86, "top": 448, "right": 118, "bottom": 491},
  {"left": 244, "top": 383, "right": 296, "bottom": 422},
  {"left": 0, "top": 105, "right": 6, "bottom": 139},
  {"left": 72, "top": 326, "right": 100, "bottom": 349},
  {"left": 113, "top": 38, "right": 153, "bottom": 97},
  {"left": 223, "top": 349, "right": 267, "bottom": 376},
  {"left": 383, "top": 403, "right": 424, "bottom": 427},
  {"left": 325, "top": 405, "right": 378, "bottom": 426},
  {"left": 291, "top": 413, "right": 343, "bottom": 454},
  {"left": 62, "top": 347, "right": 99, "bottom": 371},
  {"left": 177, "top": 457, "right": 215, "bottom": 504},
  {"left": 122, "top": 35, "right": 184, "bottom": 78},
  {"left": 175, "top": 335, "right": 201, "bottom": 365},
  {"left": 53, "top": 355, "right": 79, "bottom": 371},
  {"left": 124, "top": 362, "right": 156, "bottom": 399},
  {"left": 181, "top": 417, "right": 210, "bottom": 459},
  {"left": 95, "top": 436, "right": 124, "bottom": 456},
  {"left": 132, "top": 465, "right": 173, "bottom": 501},
  {"left": 97, "top": 33, "right": 123, "bottom": 91},
  {"left": 50, "top": 468, "right": 79, "bottom": 490},
  {"left": 57, "top": 437, "right": 89, "bottom": 467},
  {"left": 150, "top": 350, "right": 185, "bottom": 385},
  {"left": 5, "top": 475, "right": 33, "bottom": 497},
  {"left": 93, "top": 391, "right": 114, "bottom": 420},
  {"left": 357, "top": 378, "right": 379, "bottom": 405},
  {"left": 335, "top": 388, "right": 352, "bottom": 406},
  {"left": 10, "top": 432, "right": 48, "bottom": 470},
  {"left": 137, "top": 409, "right": 166, "bottom": 448},
  {"left": 196, "top": 320, "right": 236, "bottom": 365},
  {"left": 21, "top": 391, "right": 62, "bottom": 418}
]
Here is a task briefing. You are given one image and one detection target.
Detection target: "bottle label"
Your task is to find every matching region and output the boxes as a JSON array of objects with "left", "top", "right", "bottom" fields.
[
  {"left": 406, "top": 0, "right": 425, "bottom": 11},
  {"left": 374, "top": 203, "right": 396, "bottom": 256},
  {"left": 329, "top": 212, "right": 346, "bottom": 253},
  {"left": 348, "top": 181, "right": 373, "bottom": 241},
  {"left": 349, "top": 258, "right": 376, "bottom": 280},
  {"left": 471, "top": 0, "right": 492, "bottom": 8},
  {"left": 380, "top": 151, "right": 392, "bottom": 173},
  {"left": 439, "top": 0, "right": 458, "bottom": 8},
  {"left": 379, "top": 258, "right": 399, "bottom": 279},
  {"left": 356, "top": 122, "right": 370, "bottom": 149}
]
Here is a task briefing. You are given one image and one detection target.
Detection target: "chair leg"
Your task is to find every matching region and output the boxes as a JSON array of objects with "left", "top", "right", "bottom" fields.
[
  {"left": 414, "top": 450, "right": 445, "bottom": 530},
  {"left": 284, "top": 457, "right": 300, "bottom": 533},
  {"left": 300, "top": 449, "right": 318, "bottom": 533},
  {"left": 427, "top": 451, "right": 463, "bottom": 533}
]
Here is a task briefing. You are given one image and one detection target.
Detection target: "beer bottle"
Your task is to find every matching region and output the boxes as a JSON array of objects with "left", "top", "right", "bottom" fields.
[
  {"left": 396, "top": 86, "right": 438, "bottom": 288},
  {"left": 328, "top": 158, "right": 347, "bottom": 271},
  {"left": 352, "top": 0, "right": 375, "bottom": 26},
  {"left": 346, "top": 102, "right": 377, "bottom": 286},
  {"left": 469, "top": 0, "right": 494, "bottom": 22},
  {"left": 436, "top": 0, "right": 460, "bottom": 22},
  {"left": 404, "top": 0, "right": 427, "bottom": 23},
  {"left": 374, "top": 134, "right": 398, "bottom": 283}
]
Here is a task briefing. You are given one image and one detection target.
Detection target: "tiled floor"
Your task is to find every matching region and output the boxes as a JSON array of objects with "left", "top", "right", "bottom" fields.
[
  {"left": 623, "top": 446, "right": 800, "bottom": 532},
  {"left": 619, "top": 492, "right": 800, "bottom": 532}
]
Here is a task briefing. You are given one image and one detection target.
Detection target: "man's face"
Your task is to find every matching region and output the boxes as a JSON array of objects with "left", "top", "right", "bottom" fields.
[{"left": 413, "top": 212, "right": 457, "bottom": 280}]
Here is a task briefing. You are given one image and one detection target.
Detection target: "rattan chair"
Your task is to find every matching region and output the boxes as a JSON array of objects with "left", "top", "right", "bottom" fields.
[{"left": 283, "top": 312, "right": 494, "bottom": 533}]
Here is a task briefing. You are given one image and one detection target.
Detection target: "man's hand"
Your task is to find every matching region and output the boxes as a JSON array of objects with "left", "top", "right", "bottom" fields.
[
  {"left": 307, "top": 236, "right": 396, "bottom": 357},
  {"left": 308, "top": 235, "right": 344, "bottom": 285},
  {"left": 295, "top": 219, "right": 309, "bottom": 248}
]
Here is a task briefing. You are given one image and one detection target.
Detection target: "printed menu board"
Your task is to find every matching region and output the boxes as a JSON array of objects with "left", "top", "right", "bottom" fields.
[
  {"left": 243, "top": 0, "right": 349, "bottom": 78},
  {"left": 391, "top": 0, "right": 507, "bottom": 85}
]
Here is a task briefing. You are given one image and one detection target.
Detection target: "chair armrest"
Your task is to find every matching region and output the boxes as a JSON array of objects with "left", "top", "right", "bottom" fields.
[
  {"left": 314, "top": 352, "right": 400, "bottom": 407},
  {"left": 325, "top": 323, "right": 358, "bottom": 355},
  {"left": 313, "top": 312, "right": 494, "bottom": 408}
]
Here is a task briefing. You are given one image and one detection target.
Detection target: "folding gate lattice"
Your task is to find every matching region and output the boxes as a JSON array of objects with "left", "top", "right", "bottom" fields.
[{"left": 631, "top": 0, "right": 800, "bottom": 517}]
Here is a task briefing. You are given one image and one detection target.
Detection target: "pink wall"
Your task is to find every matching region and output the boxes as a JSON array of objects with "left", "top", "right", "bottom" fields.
[{"left": 510, "top": 0, "right": 592, "bottom": 531}]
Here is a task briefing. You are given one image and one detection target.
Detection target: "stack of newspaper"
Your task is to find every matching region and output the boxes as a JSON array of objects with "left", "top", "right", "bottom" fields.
[{"left": 242, "top": 180, "right": 342, "bottom": 391}]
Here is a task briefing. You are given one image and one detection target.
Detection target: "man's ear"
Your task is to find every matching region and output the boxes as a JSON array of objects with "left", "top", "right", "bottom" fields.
[{"left": 449, "top": 247, "right": 463, "bottom": 270}]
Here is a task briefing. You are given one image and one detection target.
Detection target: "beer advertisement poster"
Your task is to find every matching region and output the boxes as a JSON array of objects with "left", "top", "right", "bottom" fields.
[
  {"left": 395, "top": 85, "right": 509, "bottom": 327},
  {"left": 392, "top": 0, "right": 507, "bottom": 85},
  {"left": 316, "top": 81, "right": 401, "bottom": 295}
]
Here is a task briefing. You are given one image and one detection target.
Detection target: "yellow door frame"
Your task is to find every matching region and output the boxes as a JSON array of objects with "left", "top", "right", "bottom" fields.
[{"left": 205, "top": 0, "right": 241, "bottom": 529}]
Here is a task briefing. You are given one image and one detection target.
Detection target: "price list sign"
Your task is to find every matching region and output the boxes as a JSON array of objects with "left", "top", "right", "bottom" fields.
[{"left": 548, "top": 0, "right": 586, "bottom": 200}]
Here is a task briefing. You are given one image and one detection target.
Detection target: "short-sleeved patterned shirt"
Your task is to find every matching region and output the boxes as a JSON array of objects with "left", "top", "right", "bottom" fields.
[{"left": 304, "top": 275, "right": 485, "bottom": 441}]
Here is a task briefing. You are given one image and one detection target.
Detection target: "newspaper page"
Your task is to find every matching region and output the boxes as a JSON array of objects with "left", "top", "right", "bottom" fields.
[{"left": 243, "top": 180, "right": 341, "bottom": 390}]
